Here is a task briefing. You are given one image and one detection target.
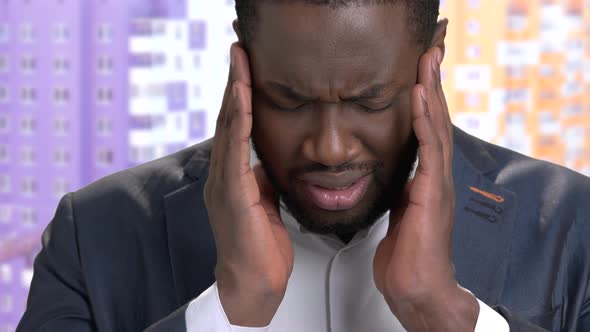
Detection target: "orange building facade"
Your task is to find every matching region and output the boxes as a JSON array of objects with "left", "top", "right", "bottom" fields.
[{"left": 440, "top": 0, "right": 589, "bottom": 175}]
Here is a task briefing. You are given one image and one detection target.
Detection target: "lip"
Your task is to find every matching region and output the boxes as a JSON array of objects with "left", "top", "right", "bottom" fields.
[
  {"left": 299, "top": 173, "right": 372, "bottom": 211},
  {"left": 298, "top": 170, "right": 373, "bottom": 189}
]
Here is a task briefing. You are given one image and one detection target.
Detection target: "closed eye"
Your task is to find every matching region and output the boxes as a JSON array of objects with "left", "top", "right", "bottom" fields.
[
  {"left": 356, "top": 101, "right": 393, "bottom": 113},
  {"left": 271, "top": 100, "right": 309, "bottom": 112}
]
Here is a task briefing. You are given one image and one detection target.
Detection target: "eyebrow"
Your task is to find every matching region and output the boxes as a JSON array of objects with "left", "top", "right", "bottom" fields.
[
  {"left": 266, "top": 82, "right": 318, "bottom": 103},
  {"left": 344, "top": 84, "right": 396, "bottom": 102},
  {"left": 266, "top": 81, "right": 400, "bottom": 103}
]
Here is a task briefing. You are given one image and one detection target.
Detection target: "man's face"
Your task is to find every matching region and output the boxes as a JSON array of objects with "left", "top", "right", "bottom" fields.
[{"left": 248, "top": 3, "right": 423, "bottom": 236}]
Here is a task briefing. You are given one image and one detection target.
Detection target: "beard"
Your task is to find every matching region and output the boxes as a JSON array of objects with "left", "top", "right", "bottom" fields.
[{"left": 251, "top": 133, "right": 419, "bottom": 237}]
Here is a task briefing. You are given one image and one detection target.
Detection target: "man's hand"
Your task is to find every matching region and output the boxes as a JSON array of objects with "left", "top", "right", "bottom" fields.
[
  {"left": 373, "top": 47, "right": 479, "bottom": 331},
  {"left": 204, "top": 43, "right": 294, "bottom": 327}
]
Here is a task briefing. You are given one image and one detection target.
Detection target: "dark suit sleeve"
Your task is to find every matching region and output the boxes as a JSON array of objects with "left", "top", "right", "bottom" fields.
[
  {"left": 579, "top": 303, "right": 590, "bottom": 332},
  {"left": 143, "top": 304, "right": 189, "bottom": 332},
  {"left": 493, "top": 306, "right": 549, "bottom": 332},
  {"left": 16, "top": 194, "right": 189, "bottom": 332},
  {"left": 16, "top": 194, "right": 95, "bottom": 332}
]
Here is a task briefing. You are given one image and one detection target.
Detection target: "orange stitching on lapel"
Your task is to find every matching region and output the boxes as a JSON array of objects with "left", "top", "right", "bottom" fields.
[{"left": 469, "top": 186, "right": 505, "bottom": 203}]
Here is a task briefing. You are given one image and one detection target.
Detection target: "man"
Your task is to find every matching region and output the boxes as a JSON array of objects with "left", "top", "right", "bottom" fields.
[{"left": 16, "top": 1, "right": 590, "bottom": 331}]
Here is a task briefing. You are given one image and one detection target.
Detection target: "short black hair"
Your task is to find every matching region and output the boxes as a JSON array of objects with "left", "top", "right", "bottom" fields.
[{"left": 234, "top": 0, "right": 440, "bottom": 47}]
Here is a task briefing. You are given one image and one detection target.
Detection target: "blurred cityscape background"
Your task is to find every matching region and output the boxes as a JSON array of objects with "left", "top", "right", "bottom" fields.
[{"left": 0, "top": 0, "right": 589, "bottom": 330}]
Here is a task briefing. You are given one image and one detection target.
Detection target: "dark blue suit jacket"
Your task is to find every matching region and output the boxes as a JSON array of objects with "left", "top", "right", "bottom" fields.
[{"left": 17, "top": 127, "right": 590, "bottom": 331}]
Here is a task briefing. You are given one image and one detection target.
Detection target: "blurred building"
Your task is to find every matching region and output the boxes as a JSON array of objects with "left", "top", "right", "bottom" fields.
[
  {"left": 0, "top": 1, "right": 235, "bottom": 330},
  {"left": 0, "top": 0, "right": 589, "bottom": 331},
  {"left": 441, "top": 0, "right": 590, "bottom": 173}
]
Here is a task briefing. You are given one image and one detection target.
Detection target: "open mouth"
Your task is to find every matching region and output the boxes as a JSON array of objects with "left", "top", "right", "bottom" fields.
[{"left": 301, "top": 174, "right": 372, "bottom": 211}]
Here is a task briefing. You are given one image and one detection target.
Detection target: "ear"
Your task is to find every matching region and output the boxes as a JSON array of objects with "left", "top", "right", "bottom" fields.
[
  {"left": 430, "top": 18, "right": 448, "bottom": 61},
  {"left": 232, "top": 19, "right": 243, "bottom": 42}
]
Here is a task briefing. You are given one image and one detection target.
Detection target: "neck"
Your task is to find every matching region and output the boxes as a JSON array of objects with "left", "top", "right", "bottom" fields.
[{"left": 336, "top": 232, "right": 356, "bottom": 244}]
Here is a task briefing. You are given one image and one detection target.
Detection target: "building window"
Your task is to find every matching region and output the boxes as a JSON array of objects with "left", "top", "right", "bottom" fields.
[
  {"left": 20, "top": 116, "right": 37, "bottom": 136},
  {"left": 53, "top": 147, "right": 70, "bottom": 167},
  {"left": 20, "top": 207, "right": 37, "bottom": 225},
  {"left": 20, "top": 177, "right": 38, "bottom": 197},
  {"left": 52, "top": 22, "right": 70, "bottom": 43},
  {"left": 53, "top": 87, "right": 70, "bottom": 106},
  {"left": 53, "top": 117, "right": 70, "bottom": 136},
  {"left": 19, "top": 23, "right": 35, "bottom": 43},
  {"left": 20, "top": 86, "right": 37, "bottom": 105},
  {"left": 0, "top": 55, "right": 7, "bottom": 73},
  {"left": 97, "top": 87, "right": 113, "bottom": 105},
  {"left": 0, "top": 205, "right": 10, "bottom": 224},
  {"left": 53, "top": 178, "right": 69, "bottom": 198},
  {"left": 192, "top": 85, "right": 201, "bottom": 98},
  {"left": 131, "top": 146, "right": 155, "bottom": 163},
  {"left": 193, "top": 54, "right": 201, "bottom": 68},
  {"left": 153, "top": 21, "right": 165, "bottom": 34},
  {"left": 1, "top": 324, "right": 15, "bottom": 332},
  {"left": 96, "top": 118, "right": 113, "bottom": 136},
  {"left": 97, "top": 55, "right": 113, "bottom": 75},
  {"left": 146, "top": 83, "right": 165, "bottom": 97},
  {"left": 129, "top": 84, "right": 139, "bottom": 98},
  {"left": 0, "top": 145, "right": 8, "bottom": 163},
  {"left": 20, "top": 146, "right": 36, "bottom": 166},
  {"left": 20, "top": 54, "right": 37, "bottom": 74},
  {"left": 0, "top": 24, "right": 8, "bottom": 43},
  {"left": 0, "top": 174, "right": 10, "bottom": 194},
  {"left": 0, "top": 85, "right": 8, "bottom": 104},
  {"left": 0, "top": 264, "right": 12, "bottom": 283},
  {"left": 53, "top": 55, "right": 70, "bottom": 75},
  {"left": 0, "top": 116, "right": 8, "bottom": 134},
  {"left": 96, "top": 148, "right": 114, "bottom": 166},
  {"left": 0, "top": 295, "right": 13, "bottom": 313},
  {"left": 97, "top": 23, "right": 112, "bottom": 43}
]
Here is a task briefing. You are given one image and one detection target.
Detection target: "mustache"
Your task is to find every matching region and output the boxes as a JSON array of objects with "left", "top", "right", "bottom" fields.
[{"left": 294, "top": 161, "right": 385, "bottom": 174}]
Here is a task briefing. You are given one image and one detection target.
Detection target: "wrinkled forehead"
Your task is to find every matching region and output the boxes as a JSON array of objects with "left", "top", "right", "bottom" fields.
[{"left": 248, "top": 2, "right": 420, "bottom": 92}]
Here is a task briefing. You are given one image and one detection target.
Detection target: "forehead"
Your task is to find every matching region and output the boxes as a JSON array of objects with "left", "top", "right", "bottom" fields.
[{"left": 248, "top": 3, "right": 420, "bottom": 94}]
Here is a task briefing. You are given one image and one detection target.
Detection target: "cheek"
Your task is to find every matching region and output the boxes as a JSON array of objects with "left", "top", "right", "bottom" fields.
[
  {"left": 354, "top": 103, "right": 413, "bottom": 162},
  {"left": 251, "top": 100, "right": 304, "bottom": 178}
]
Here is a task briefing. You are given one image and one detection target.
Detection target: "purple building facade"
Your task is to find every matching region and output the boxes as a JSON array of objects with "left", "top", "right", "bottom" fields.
[
  {"left": 0, "top": 1, "right": 153, "bottom": 330},
  {"left": 0, "top": 1, "right": 87, "bottom": 329},
  {"left": 0, "top": 0, "right": 241, "bottom": 329}
]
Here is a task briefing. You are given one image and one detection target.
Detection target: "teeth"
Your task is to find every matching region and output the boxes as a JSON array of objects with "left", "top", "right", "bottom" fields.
[{"left": 319, "top": 183, "right": 354, "bottom": 190}]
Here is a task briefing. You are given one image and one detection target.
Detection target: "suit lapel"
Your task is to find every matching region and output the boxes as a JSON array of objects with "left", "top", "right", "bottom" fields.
[
  {"left": 451, "top": 128, "right": 517, "bottom": 305},
  {"left": 164, "top": 141, "right": 217, "bottom": 306}
]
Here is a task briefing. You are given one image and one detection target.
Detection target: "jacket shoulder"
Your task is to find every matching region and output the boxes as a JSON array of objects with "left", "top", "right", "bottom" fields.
[
  {"left": 456, "top": 127, "right": 590, "bottom": 200},
  {"left": 70, "top": 139, "right": 212, "bottom": 224}
]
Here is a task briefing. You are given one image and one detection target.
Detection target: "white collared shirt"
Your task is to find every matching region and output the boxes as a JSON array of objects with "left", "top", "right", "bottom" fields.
[{"left": 185, "top": 205, "right": 509, "bottom": 331}]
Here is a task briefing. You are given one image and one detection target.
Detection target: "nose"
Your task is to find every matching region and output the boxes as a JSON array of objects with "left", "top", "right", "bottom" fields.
[{"left": 302, "top": 106, "right": 361, "bottom": 167}]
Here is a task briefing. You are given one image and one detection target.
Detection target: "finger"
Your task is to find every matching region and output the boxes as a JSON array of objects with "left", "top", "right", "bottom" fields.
[
  {"left": 225, "top": 82, "right": 253, "bottom": 186},
  {"left": 433, "top": 47, "right": 454, "bottom": 163},
  {"left": 231, "top": 43, "right": 252, "bottom": 87},
  {"left": 411, "top": 84, "right": 444, "bottom": 180},
  {"left": 211, "top": 44, "right": 238, "bottom": 175},
  {"left": 418, "top": 48, "right": 448, "bottom": 145},
  {"left": 435, "top": 38, "right": 453, "bottom": 144},
  {"left": 253, "top": 164, "right": 281, "bottom": 225},
  {"left": 212, "top": 43, "right": 253, "bottom": 177},
  {"left": 418, "top": 47, "right": 453, "bottom": 177}
]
